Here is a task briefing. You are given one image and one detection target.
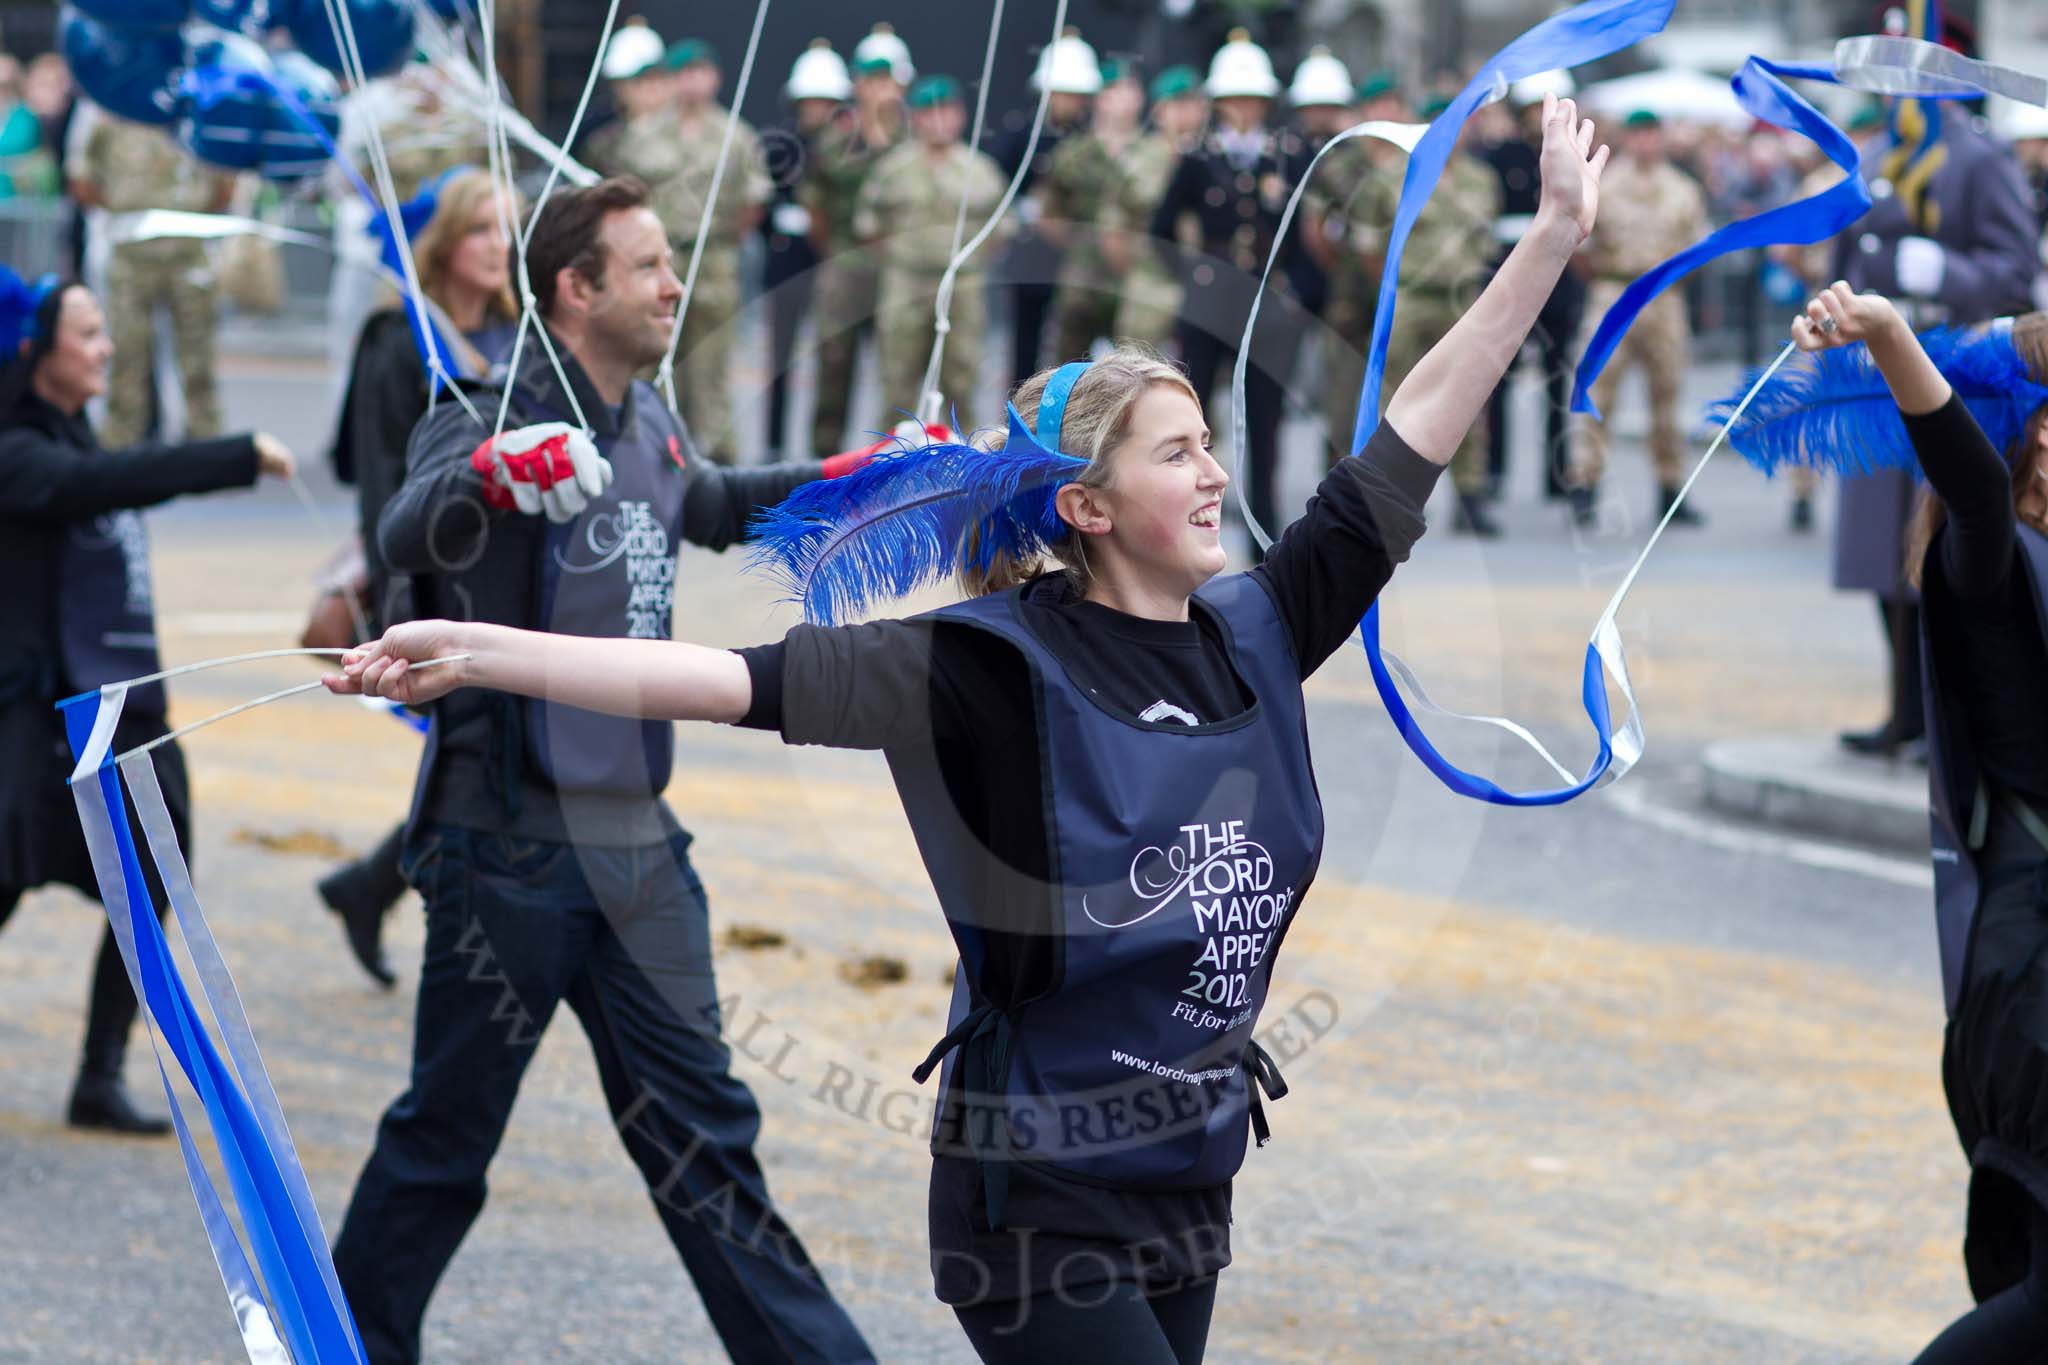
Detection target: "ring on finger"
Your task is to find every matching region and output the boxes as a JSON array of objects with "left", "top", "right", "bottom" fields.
[{"left": 1818, "top": 315, "right": 1839, "bottom": 335}]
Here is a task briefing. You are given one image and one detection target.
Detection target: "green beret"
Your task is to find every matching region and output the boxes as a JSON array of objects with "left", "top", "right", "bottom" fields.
[
  {"left": 1418, "top": 92, "right": 1453, "bottom": 119},
  {"left": 852, "top": 54, "right": 896, "bottom": 80},
  {"left": 664, "top": 38, "right": 717, "bottom": 71},
  {"left": 1354, "top": 69, "right": 1398, "bottom": 103},
  {"left": 1149, "top": 65, "right": 1200, "bottom": 102},
  {"left": 906, "top": 74, "right": 962, "bottom": 110},
  {"left": 1624, "top": 108, "right": 1662, "bottom": 129},
  {"left": 1100, "top": 58, "right": 1134, "bottom": 87}
]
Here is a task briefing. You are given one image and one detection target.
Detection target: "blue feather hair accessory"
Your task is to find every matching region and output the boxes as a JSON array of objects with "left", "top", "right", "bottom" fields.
[
  {"left": 747, "top": 405, "right": 1088, "bottom": 625},
  {"left": 0, "top": 265, "right": 60, "bottom": 358},
  {"left": 1709, "top": 318, "right": 2048, "bottom": 476}
]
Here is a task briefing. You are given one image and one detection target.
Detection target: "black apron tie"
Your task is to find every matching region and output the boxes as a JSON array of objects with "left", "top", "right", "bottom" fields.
[
  {"left": 1244, "top": 1038, "right": 1289, "bottom": 1148},
  {"left": 913, "top": 1001, "right": 1017, "bottom": 1229}
]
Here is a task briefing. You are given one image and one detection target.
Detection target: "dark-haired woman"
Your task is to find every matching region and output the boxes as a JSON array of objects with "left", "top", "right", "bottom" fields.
[
  {"left": 1792, "top": 284, "right": 2048, "bottom": 1360},
  {"left": 315, "top": 168, "right": 519, "bottom": 988},
  {"left": 0, "top": 278, "right": 294, "bottom": 1133}
]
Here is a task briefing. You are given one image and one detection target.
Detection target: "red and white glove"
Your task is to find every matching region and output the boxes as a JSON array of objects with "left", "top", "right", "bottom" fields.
[
  {"left": 818, "top": 421, "right": 955, "bottom": 479},
  {"left": 469, "top": 422, "right": 613, "bottom": 523}
]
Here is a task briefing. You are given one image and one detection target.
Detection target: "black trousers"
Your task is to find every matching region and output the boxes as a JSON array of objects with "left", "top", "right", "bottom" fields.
[
  {"left": 331, "top": 824, "right": 872, "bottom": 1365},
  {"left": 1914, "top": 1206, "right": 2048, "bottom": 1363},
  {"left": 765, "top": 270, "right": 817, "bottom": 458},
  {"left": 954, "top": 1276, "right": 1217, "bottom": 1365},
  {"left": 1177, "top": 321, "right": 1286, "bottom": 543},
  {"left": 1486, "top": 275, "right": 1583, "bottom": 498},
  {"left": 1, "top": 719, "right": 187, "bottom": 1079},
  {"left": 1011, "top": 280, "right": 1056, "bottom": 390}
]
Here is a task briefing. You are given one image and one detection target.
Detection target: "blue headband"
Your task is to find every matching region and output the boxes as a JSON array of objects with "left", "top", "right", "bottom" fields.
[{"left": 1035, "top": 361, "right": 1090, "bottom": 453}]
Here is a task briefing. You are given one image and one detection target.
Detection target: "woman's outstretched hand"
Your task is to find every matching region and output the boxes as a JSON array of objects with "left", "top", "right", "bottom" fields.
[
  {"left": 1791, "top": 281, "right": 1906, "bottom": 353},
  {"left": 322, "top": 621, "right": 472, "bottom": 706},
  {"left": 1535, "top": 92, "right": 1609, "bottom": 245}
]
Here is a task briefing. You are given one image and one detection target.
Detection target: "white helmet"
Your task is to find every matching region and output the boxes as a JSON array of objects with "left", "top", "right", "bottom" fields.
[
  {"left": 1508, "top": 68, "right": 1575, "bottom": 106},
  {"left": 1206, "top": 28, "right": 1279, "bottom": 100},
  {"left": 786, "top": 38, "right": 851, "bottom": 101},
  {"left": 602, "top": 21, "right": 665, "bottom": 82},
  {"left": 853, "top": 23, "right": 914, "bottom": 86},
  {"left": 1033, "top": 28, "right": 1102, "bottom": 95},
  {"left": 1287, "top": 46, "right": 1352, "bottom": 108},
  {"left": 1999, "top": 97, "right": 2048, "bottom": 142}
]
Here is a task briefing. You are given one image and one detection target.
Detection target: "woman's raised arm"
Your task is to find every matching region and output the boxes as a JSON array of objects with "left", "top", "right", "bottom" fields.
[
  {"left": 1384, "top": 94, "right": 1608, "bottom": 463},
  {"left": 323, "top": 620, "right": 754, "bottom": 724}
]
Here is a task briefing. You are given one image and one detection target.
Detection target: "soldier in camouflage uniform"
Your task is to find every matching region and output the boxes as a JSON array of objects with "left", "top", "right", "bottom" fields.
[
  {"left": 654, "top": 40, "right": 770, "bottom": 465},
  {"left": 75, "top": 113, "right": 234, "bottom": 449},
  {"left": 1097, "top": 66, "right": 1203, "bottom": 352},
  {"left": 1041, "top": 61, "right": 1144, "bottom": 364},
  {"left": 1303, "top": 74, "right": 1404, "bottom": 469},
  {"left": 800, "top": 42, "right": 905, "bottom": 453},
  {"left": 855, "top": 75, "right": 1010, "bottom": 432},
  {"left": 1569, "top": 109, "right": 1708, "bottom": 526},
  {"left": 1343, "top": 94, "right": 1503, "bottom": 534}
]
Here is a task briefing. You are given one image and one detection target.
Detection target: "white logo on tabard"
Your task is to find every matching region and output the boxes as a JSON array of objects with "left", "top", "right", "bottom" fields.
[
  {"left": 553, "top": 499, "right": 675, "bottom": 639},
  {"left": 1083, "top": 818, "right": 1292, "bottom": 1031},
  {"left": 75, "top": 511, "right": 153, "bottom": 617},
  {"left": 1139, "top": 698, "right": 1200, "bottom": 726}
]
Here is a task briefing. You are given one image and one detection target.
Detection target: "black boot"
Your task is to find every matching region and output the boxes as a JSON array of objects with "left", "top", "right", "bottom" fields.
[
  {"left": 1453, "top": 493, "right": 1502, "bottom": 539},
  {"left": 1789, "top": 495, "right": 1813, "bottom": 532},
  {"left": 1567, "top": 486, "right": 1597, "bottom": 528},
  {"left": 1659, "top": 485, "right": 1705, "bottom": 527},
  {"left": 318, "top": 831, "right": 403, "bottom": 989},
  {"left": 68, "top": 1071, "right": 171, "bottom": 1136}
]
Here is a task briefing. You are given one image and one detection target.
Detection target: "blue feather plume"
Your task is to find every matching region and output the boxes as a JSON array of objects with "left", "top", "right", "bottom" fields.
[
  {"left": 747, "top": 405, "right": 1088, "bottom": 625},
  {"left": 1708, "top": 322, "right": 2048, "bottom": 477}
]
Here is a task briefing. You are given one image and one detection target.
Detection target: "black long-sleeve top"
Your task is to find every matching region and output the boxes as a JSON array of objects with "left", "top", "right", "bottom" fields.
[
  {"left": 1908, "top": 394, "right": 2048, "bottom": 809},
  {"left": 734, "top": 420, "right": 1444, "bottom": 1302},
  {"left": 0, "top": 394, "right": 257, "bottom": 705}
]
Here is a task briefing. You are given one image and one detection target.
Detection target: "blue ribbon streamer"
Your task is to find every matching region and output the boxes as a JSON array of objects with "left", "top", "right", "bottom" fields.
[
  {"left": 1344, "top": 0, "right": 1676, "bottom": 807},
  {"left": 60, "top": 690, "right": 366, "bottom": 1363},
  {"left": 1352, "top": 0, "right": 1677, "bottom": 453},
  {"left": 1569, "top": 57, "right": 1871, "bottom": 416}
]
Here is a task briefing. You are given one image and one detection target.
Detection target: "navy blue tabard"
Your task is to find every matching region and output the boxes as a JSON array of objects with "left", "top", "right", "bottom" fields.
[
  {"left": 524, "top": 394, "right": 686, "bottom": 796},
  {"left": 1924, "top": 524, "right": 2048, "bottom": 1013},
  {"left": 58, "top": 509, "right": 166, "bottom": 714},
  {"left": 896, "top": 571, "right": 1326, "bottom": 1195}
]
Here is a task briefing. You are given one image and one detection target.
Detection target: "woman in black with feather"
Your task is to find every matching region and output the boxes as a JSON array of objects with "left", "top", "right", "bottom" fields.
[
  {"left": 0, "top": 276, "right": 294, "bottom": 1133},
  {"left": 1792, "top": 283, "right": 2048, "bottom": 1359}
]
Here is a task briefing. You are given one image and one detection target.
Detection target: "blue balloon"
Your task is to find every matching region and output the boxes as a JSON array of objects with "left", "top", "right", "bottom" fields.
[
  {"left": 176, "top": 31, "right": 275, "bottom": 171},
  {"left": 190, "top": 0, "right": 291, "bottom": 35},
  {"left": 61, "top": 11, "right": 184, "bottom": 126},
  {"left": 70, "top": 0, "right": 190, "bottom": 30},
  {"left": 288, "top": 0, "right": 416, "bottom": 80},
  {"left": 259, "top": 51, "right": 341, "bottom": 182}
]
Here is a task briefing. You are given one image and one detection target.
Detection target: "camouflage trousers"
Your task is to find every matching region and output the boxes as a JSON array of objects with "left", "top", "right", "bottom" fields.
[
  {"left": 877, "top": 267, "right": 986, "bottom": 434},
  {"left": 666, "top": 246, "right": 742, "bottom": 465},
  {"left": 1572, "top": 284, "right": 1689, "bottom": 489},
  {"left": 1052, "top": 264, "right": 1180, "bottom": 366},
  {"left": 104, "top": 241, "right": 220, "bottom": 449},
  {"left": 811, "top": 248, "right": 880, "bottom": 453},
  {"left": 1382, "top": 285, "right": 1488, "bottom": 495},
  {"left": 1114, "top": 265, "right": 1180, "bottom": 355}
]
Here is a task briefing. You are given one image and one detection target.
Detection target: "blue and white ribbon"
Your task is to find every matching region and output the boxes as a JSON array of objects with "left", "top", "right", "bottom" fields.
[{"left": 63, "top": 680, "right": 366, "bottom": 1364}]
